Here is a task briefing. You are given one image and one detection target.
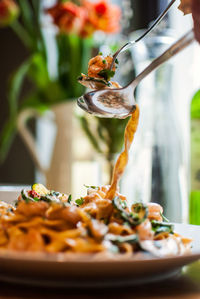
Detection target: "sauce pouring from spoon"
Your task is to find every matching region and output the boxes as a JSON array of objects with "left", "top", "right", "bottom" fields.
[{"left": 77, "top": 29, "right": 195, "bottom": 199}]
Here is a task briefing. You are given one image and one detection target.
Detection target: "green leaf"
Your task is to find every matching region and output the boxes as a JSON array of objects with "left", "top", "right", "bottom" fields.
[
  {"left": 67, "top": 194, "right": 72, "bottom": 204},
  {"left": 10, "top": 20, "right": 33, "bottom": 49},
  {"left": 8, "top": 58, "right": 31, "bottom": 117},
  {"left": 21, "top": 189, "right": 31, "bottom": 203},
  {"left": 18, "top": 0, "right": 34, "bottom": 37},
  {"left": 107, "top": 233, "right": 138, "bottom": 244},
  {"left": 57, "top": 34, "right": 91, "bottom": 98},
  {"left": 75, "top": 197, "right": 84, "bottom": 206},
  {"left": 0, "top": 117, "right": 17, "bottom": 163},
  {"left": 33, "top": 197, "right": 40, "bottom": 201},
  {"left": 160, "top": 212, "right": 170, "bottom": 222},
  {"left": 98, "top": 69, "right": 115, "bottom": 81},
  {"left": 78, "top": 115, "right": 103, "bottom": 154},
  {"left": 0, "top": 58, "right": 33, "bottom": 162},
  {"left": 191, "top": 90, "right": 200, "bottom": 119},
  {"left": 84, "top": 185, "right": 98, "bottom": 189},
  {"left": 151, "top": 220, "right": 174, "bottom": 235},
  {"left": 41, "top": 81, "right": 67, "bottom": 104},
  {"left": 20, "top": 91, "right": 47, "bottom": 111},
  {"left": 112, "top": 197, "right": 148, "bottom": 226},
  {"left": 28, "top": 53, "right": 49, "bottom": 89},
  {"left": 96, "top": 117, "right": 129, "bottom": 155}
]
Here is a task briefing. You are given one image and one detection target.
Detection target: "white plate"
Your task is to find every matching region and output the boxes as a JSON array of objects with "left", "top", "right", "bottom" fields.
[
  {"left": 0, "top": 224, "right": 199, "bottom": 287},
  {"left": 0, "top": 191, "right": 200, "bottom": 287}
]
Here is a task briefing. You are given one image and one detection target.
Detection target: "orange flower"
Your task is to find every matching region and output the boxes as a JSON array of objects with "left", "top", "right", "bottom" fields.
[
  {"left": 47, "top": 0, "right": 121, "bottom": 38},
  {"left": 47, "top": 1, "right": 85, "bottom": 35},
  {"left": 79, "top": 18, "right": 96, "bottom": 38},
  {"left": 84, "top": 0, "right": 121, "bottom": 34},
  {"left": 0, "top": 0, "right": 19, "bottom": 27}
]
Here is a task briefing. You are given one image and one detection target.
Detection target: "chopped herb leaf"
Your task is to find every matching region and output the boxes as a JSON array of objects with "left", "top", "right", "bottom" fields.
[
  {"left": 106, "top": 233, "right": 138, "bottom": 244},
  {"left": 75, "top": 197, "right": 84, "bottom": 206},
  {"left": 84, "top": 184, "right": 98, "bottom": 189},
  {"left": 98, "top": 52, "right": 103, "bottom": 55},
  {"left": 51, "top": 191, "right": 60, "bottom": 196},
  {"left": 112, "top": 197, "right": 147, "bottom": 226},
  {"left": 85, "top": 77, "right": 111, "bottom": 87},
  {"left": 21, "top": 189, "right": 32, "bottom": 203},
  {"left": 102, "top": 59, "right": 106, "bottom": 64},
  {"left": 98, "top": 69, "right": 115, "bottom": 81},
  {"left": 120, "top": 200, "right": 127, "bottom": 209},
  {"left": 151, "top": 220, "right": 174, "bottom": 235},
  {"left": 115, "top": 58, "right": 119, "bottom": 64},
  {"left": 160, "top": 212, "right": 170, "bottom": 222},
  {"left": 33, "top": 197, "right": 40, "bottom": 201},
  {"left": 67, "top": 194, "right": 72, "bottom": 204}
]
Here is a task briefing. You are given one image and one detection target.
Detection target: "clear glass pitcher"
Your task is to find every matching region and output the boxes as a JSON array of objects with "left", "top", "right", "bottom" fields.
[{"left": 121, "top": 28, "right": 188, "bottom": 222}]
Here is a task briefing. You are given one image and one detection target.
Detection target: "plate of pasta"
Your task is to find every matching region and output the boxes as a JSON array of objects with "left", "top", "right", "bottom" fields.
[
  {"left": 0, "top": 183, "right": 199, "bottom": 287},
  {"left": 0, "top": 53, "right": 199, "bottom": 287}
]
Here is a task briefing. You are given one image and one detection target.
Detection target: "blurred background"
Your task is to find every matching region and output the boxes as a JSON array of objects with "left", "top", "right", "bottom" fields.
[{"left": 0, "top": 0, "right": 199, "bottom": 222}]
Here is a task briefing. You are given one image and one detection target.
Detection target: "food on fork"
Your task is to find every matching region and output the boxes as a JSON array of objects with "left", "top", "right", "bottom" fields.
[
  {"left": 0, "top": 184, "right": 191, "bottom": 256},
  {"left": 78, "top": 53, "right": 121, "bottom": 89}
]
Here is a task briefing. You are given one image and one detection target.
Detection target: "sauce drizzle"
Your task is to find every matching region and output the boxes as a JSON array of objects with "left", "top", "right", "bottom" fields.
[{"left": 106, "top": 105, "right": 140, "bottom": 199}]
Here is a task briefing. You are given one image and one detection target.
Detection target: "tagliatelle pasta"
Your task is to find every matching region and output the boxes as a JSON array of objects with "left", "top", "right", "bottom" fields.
[{"left": 0, "top": 183, "right": 191, "bottom": 257}]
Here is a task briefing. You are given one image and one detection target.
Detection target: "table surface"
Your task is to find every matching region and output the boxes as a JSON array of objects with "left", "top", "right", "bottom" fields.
[{"left": 0, "top": 260, "right": 200, "bottom": 299}]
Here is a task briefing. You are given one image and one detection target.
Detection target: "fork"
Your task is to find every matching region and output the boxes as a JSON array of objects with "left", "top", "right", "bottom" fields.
[{"left": 109, "top": 0, "right": 177, "bottom": 70}]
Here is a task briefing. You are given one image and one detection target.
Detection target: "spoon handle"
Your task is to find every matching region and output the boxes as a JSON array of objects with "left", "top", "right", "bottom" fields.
[{"left": 131, "top": 29, "right": 195, "bottom": 88}]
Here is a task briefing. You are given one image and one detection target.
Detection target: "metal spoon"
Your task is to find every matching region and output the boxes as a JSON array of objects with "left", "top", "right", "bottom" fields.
[
  {"left": 109, "top": 0, "right": 177, "bottom": 70},
  {"left": 77, "top": 29, "right": 194, "bottom": 119}
]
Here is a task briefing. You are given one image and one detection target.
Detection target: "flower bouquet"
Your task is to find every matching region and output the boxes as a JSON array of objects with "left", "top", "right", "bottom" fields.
[{"left": 0, "top": 0, "right": 121, "bottom": 168}]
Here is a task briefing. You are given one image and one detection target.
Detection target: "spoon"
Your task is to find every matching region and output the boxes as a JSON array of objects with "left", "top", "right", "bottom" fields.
[
  {"left": 109, "top": 0, "right": 177, "bottom": 70},
  {"left": 77, "top": 29, "right": 194, "bottom": 119}
]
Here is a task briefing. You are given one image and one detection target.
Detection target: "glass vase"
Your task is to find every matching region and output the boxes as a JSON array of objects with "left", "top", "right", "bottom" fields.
[{"left": 120, "top": 28, "right": 188, "bottom": 222}]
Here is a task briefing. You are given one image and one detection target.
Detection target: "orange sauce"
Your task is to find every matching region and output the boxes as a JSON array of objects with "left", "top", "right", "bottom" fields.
[{"left": 106, "top": 105, "right": 140, "bottom": 199}]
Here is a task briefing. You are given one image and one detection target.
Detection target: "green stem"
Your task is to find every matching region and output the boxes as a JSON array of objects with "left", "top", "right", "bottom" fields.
[
  {"left": 106, "top": 153, "right": 116, "bottom": 185},
  {"left": 10, "top": 20, "right": 32, "bottom": 49}
]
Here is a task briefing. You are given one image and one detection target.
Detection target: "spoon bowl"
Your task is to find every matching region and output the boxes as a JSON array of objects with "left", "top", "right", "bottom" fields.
[
  {"left": 77, "top": 85, "right": 135, "bottom": 119},
  {"left": 77, "top": 29, "right": 194, "bottom": 119}
]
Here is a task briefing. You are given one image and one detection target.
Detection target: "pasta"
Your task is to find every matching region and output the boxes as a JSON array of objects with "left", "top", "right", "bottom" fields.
[{"left": 0, "top": 183, "right": 191, "bottom": 257}]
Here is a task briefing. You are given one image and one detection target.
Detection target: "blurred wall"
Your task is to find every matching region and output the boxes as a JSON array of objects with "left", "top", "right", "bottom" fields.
[{"left": 0, "top": 27, "right": 34, "bottom": 185}]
